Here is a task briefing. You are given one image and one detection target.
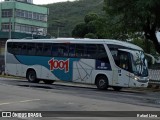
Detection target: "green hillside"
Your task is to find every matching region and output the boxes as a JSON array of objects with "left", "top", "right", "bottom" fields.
[{"left": 45, "top": 0, "right": 104, "bottom": 37}]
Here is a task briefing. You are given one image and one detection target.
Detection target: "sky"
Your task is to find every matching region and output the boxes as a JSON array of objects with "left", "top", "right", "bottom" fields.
[
  {"left": 0, "top": 0, "right": 76, "bottom": 5},
  {"left": 34, "top": 0, "right": 76, "bottom": 5}
]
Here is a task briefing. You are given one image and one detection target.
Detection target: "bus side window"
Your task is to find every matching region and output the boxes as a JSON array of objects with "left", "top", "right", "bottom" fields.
[
  {"left": 27, "top": 43, "right": 36, "bottom": 56},
  {"left": 52, "top": 44, "right": 59, "bottom": 57},
  {"left": 7, "top": 42, "right": 13, "bottom": 54},
  {"left": 21, "top": 43, "right": 28, "bottom": 55},
  {"left": 86, "top": 44, "right": 97, "bottom": 58},
  {"left": 96, "top": 44, "right": 110, "bottom": 64},
  {"left": 36, "top": 43, "right": 44, "bottom": 56},
  {"left": 69, "top": 44, "right": 76, "bottom": 57},
  {"left": 58, "top": 44, "right": 69, "bottom": 57},
  {"left": 12, "top": 42, "right": 21, "bottom": 55},
  {"left": 43, "top": 43, "right": 52, "bottom": 56},
  {"left": 75, "top": 44, "right": 85, "bottom": 58}
]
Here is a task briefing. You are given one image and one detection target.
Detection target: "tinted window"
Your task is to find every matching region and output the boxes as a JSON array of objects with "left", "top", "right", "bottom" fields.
[
  {"left": 36, "top": 43, "right": 43, "bottom": 56},
  {"left": 43, "top": 43, "right": 52, "bottom": 56},
  {"left": 118, "top": 51, "right": 130, "bottom": 71},
  {"left": 7, "top": 43, "right": 109, "bottom": 62},
  {"left": 86, "top": 44, "right": 98, "bottom": 58},
  {"left": 7, "top": 42, "right": 13, "bottom": 53},
  {"left": 58, "top": 44, "right": 69, "bottom": 57},
  {"left": 96, "top": 44, "right": 109, "bottom": 63},
  {"left": 51, "top": 44, "right": 59, "bottom": 56},
  {"left": 76, "top": 44, "right": 85, "bottom": 58},
  {"left": 12, "top": 42, "right": 22, "bottom": 55},
  {"left": 69, "top": 44, "right": 76, "bottom": 57},
  {"left": 27, "top": 43, "right": 36, "bottom": 56},
  {"left": 21, "top": 43, "right": 28, "bottom": 55}
]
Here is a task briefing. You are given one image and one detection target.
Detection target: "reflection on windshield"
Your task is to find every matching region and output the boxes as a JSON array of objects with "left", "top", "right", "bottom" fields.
[{"left": 132, "top": 51, "right": 148, "bottom": 77}]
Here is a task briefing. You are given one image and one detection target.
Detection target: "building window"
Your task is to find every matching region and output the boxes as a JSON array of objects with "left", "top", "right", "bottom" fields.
[
  {"left": 15, "top": 9, "right": 47, "bottom": 22},
  {"left": 28, "top": 11, "right": 32, "bottom": 19},
  {"left": 15, "top": 23, "right": 47, "bottom": 35},
  {"left": 16, "top": 0, "right": 33, "bottom": 4},
  {"left": 2, "top": 9, "right": 13, "bottom": 17},
  {"left": 1, "top": 23, "right": 12, "bottom": 31},
  {"left": 20, "top": 10, "right": 25, "bottom": 18},
  {"left": 15, "top": 24, "right": 21, "bottom": 32}
]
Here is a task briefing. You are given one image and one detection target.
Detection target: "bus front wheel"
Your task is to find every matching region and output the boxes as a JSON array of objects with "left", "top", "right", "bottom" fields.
[
  {"left": 96, "top": 76, "right": 108, "bottom": 90},
  {"left": 27, "top": 70, "right": 39, "bottom": 83}
]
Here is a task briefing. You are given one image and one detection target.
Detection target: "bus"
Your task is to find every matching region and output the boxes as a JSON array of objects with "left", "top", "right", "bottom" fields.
[{"left": 5, "top": 38, "right": 149, "bottom": 91}]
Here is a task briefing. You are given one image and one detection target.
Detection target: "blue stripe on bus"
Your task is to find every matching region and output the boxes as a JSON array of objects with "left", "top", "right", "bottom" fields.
[{"left": 15, "top": 55, "right": 80, "bottom": 81}]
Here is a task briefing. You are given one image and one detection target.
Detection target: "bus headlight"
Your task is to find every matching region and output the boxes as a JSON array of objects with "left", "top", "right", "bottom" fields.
[{"left": 134, "top": 76, "right": 139, "bottom": 81}]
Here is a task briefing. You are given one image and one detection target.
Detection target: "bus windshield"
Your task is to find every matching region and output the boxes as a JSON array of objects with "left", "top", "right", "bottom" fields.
[
  {"left": 131, "top": 51, "right": 148, "bottom": 77},
  {"left": 110, "top": 48, "right": 148, "bottom": 77}
]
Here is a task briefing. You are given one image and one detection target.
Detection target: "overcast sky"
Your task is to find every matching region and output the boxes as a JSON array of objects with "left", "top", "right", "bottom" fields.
[
  {"left": 34, "top": 0, "right": 76, "bottom": 5},
  {"left": 0, "top": 0, "right": 76, "bottom": 5}
]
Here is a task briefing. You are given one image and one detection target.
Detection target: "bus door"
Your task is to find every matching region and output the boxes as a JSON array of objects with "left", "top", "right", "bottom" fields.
[{"left": 113, "top": 50, "right": 130, "bottom": 87}]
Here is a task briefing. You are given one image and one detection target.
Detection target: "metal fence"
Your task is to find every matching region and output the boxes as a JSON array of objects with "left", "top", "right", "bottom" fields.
[{"left": 149, "top": 69, "right": 160, "bottom": 84}]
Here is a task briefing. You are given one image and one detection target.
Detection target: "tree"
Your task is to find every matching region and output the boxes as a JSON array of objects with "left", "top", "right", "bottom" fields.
[
  {"left": 84, "top": 13, "right": 99, "bottom": 23},
  {"left": 104, "top": 0, "right": 160, "bottom": 54},
  {"left": 72, "top": 23, "right": 88, "bottom": 38},
  {"left": 72, "top": 13, "right": 107, "bottom": 38},
  {"left": 84, "top": 33, "right": 98, "bottom": 39}
]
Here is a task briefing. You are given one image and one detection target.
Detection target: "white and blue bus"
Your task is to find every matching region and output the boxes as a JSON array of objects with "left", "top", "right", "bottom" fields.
[{"left": 5, "top": 38, "right": 149, "bottom": 90}]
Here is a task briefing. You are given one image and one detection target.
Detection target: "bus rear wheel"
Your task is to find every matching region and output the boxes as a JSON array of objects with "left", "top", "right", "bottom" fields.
[
  {"left": 43, "top": 80, "right": 55, "bottom": 84},
  {"left": 27, "top": 70, "right": 39, "bottom": 83},
  {"left": 96, "top": 76, "right": 108, "bottom": 90}
]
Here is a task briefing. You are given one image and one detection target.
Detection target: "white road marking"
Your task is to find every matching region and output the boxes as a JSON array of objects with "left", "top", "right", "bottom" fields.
[
  {"left": 19, "top": 99, "right": 40, "bottom": 103},
  {"left": 0, "top": 99, "right": 40, "bottom": 106}
]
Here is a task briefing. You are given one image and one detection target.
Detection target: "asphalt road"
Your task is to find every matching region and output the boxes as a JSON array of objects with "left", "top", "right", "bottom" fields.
[{"left": 0, "top": 77, "right": 160, "bottom": 120}]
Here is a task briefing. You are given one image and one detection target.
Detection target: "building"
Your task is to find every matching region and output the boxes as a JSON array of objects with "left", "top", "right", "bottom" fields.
[{"left": 0, "top": 0, "right": 49, "bottom": 72}]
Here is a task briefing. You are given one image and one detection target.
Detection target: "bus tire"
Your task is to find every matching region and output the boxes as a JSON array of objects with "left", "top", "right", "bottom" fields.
[
  {"left": 112, "top": 86, "right": 122, "bottom": 91},
  {"left": 27, "top": 70, "right": 39, "bottom": 83},
  {"left": 43, "top": 80, "right": 55, "bottom": 84},
  {"left": 96, "top": 75, "right": 108, "bottom": 90}
]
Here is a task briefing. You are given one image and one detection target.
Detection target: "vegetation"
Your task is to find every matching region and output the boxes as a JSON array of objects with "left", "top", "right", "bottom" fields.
[
  {"left": 45, "top": 0, "right": 160, "bottom": 54},
  {"left": 45, "top": 0, "right": 104, "bottom": 37},
  {"left": 103, "top": 0, "right": 160, "bottom": 54},
  {"left": 72, "top": 13, "right": 105, "bottom": 38}
]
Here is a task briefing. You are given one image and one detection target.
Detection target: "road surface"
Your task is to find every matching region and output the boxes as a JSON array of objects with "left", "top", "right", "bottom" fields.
[{"left": 0, "top": 77, "right": 160, "bottom": 120}]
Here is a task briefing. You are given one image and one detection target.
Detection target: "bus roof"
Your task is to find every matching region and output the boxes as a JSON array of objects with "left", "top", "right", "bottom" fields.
[{"left": 7, "top": 38, "right": 143, "bottom": 51}]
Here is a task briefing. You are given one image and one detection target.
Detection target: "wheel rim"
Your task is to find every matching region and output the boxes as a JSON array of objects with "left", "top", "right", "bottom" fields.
[
  {"left": 29, "top": 73, "right": 35, "bottom": 81},
  {"left": 99, "top": 79, "right": 106, "bottom": 88}
]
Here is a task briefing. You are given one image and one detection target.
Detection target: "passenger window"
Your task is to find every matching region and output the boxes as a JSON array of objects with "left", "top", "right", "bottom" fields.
[
  {"left": 43, "top": 43, "right": 52, "bottom": 56},
  {"left": 76, "top": 44, "right": 85, "bottom": 58},
  {"left": 12, "top": 42, "right": 22, "bottom": 55},
  {"left": 96, "top": 45, "right": 110, "bottom": 63},
  {"left": 27, "top": 43, "right": 36, "bottom": 56},
  {"left": 51, "top": 44, "right": 59, "bottom": 56},
  {"left": 58, "top": 44, "right": 69, "bottom": 57},
  {"left": 36, "top": 43, "right": 43, "bottom": 56},
  {"left": 69, "top": 44, "right": 76, "bottom": 57},
  {"left": 7, "top": 42, "right": 13, "bottom": 53},
  {"left": 21, "top": 43, "right": 28, "bottom": 55},
  {"left": 86, "top": 44, "right": 97, "bottom": 58}
]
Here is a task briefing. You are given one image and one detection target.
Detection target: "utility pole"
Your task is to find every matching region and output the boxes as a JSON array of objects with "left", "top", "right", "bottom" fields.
[
  {"left": 9, "top": 18, "right": 12, "bottom": 39},
  {"left": 57, "top": 27, "right": 60, "bottom": 38}
]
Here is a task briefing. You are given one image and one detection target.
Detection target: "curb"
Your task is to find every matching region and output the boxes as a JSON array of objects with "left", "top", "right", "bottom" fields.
[
  {"left": 147, "top": 84, "right": 160, "bottom": 90},
  {"left": 1, "top": 76, "right": 160, "bottom": 91}
]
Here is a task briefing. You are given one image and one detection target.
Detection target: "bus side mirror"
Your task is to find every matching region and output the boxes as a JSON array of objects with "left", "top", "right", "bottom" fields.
[{"left": 145, "top": 53, "right": 156, "bottom": 67}]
